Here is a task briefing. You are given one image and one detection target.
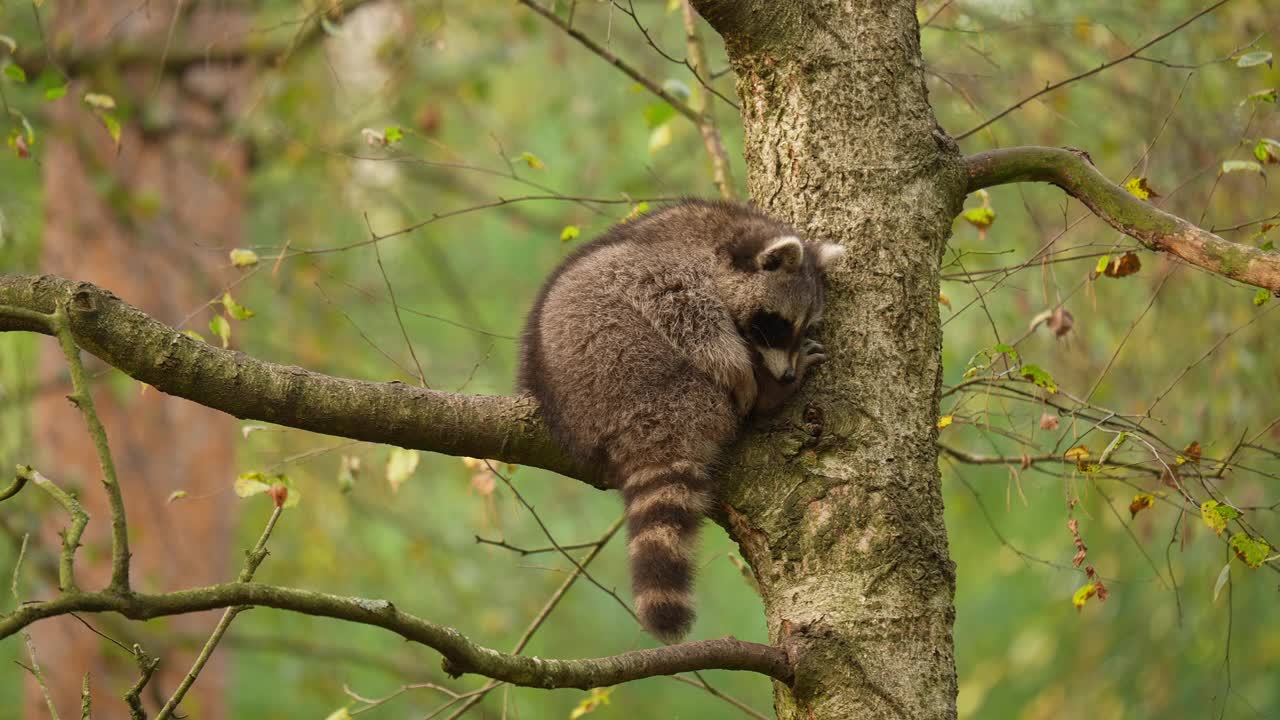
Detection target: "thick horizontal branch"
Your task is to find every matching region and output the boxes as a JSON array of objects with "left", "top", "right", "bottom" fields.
[
  {"left": 966, "top": 147, "right": 1280, "bottom": 293},
  {"left": 0, "top": 274, "right": 599, "bottom": 487},
  {"left": 0, "top": 585, "right": 792, "bottom": 688}
]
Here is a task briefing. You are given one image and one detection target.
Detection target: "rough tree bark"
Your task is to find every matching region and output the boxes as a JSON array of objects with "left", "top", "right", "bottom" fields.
[
  {"left": 26, "top": 2, "right": 250, "bottom": 716},
  {"left": 692, "top": 2, "right": 965, "bottom": 718}
]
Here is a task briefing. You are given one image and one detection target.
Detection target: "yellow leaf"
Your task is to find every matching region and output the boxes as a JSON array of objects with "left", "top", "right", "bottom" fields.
[
  {"left": 569, "top": 688, "right": 614, "bottom": 719},
  {"left": 229, "top": 248, "right": 259, "bottom": 268},
  {"left": 1200, "top": 500, "right": 1240, "bottom": 536},
  {"left": 1072, "top": 583, "right": 1097, "bottom": 611},
  {"left": 936, "top": 415, "right": 953, "bottom": 430},
  {"left": 938, "top": 292, "right": 951, "bottom": 310},
  {"left": 1122, "top": 176, "right": 1160, "bottom": 200},
  {"left": 1064, "top": 446, "right": 1089, "bottom": 461}
]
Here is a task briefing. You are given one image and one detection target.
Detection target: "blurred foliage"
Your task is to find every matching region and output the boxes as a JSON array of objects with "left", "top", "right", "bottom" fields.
[{"left": 1, "top": 0, "right": 1279, "bottom": 717}]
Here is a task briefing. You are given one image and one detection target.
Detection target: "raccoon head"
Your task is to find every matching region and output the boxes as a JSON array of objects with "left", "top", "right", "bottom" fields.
[{"left": 719, "top": 232, "right": 846, "bottom": 384}]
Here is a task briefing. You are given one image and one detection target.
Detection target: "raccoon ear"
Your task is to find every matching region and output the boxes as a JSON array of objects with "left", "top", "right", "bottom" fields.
[
  {"left": 757, "top": 236, "right": 804, "bottom": 272},
  {"left": 814, "top": 242, "right": 847, "bottom": 270}
]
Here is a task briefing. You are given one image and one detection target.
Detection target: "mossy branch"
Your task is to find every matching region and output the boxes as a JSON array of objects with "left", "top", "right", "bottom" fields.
[
  {"left": 965, "top": 146, "right": 1280, "bottom": 293},
  {"left": 0, "top": 583, "right": 792, "bottom": 688},
  {"left": 18, "top": 466, "right": 89, "bottom": 593},
  {"left": 0, "top": 274, "right": 599, "bottom": 487}
]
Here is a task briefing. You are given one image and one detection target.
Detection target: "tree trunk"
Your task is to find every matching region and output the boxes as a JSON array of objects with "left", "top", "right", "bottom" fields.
[
  {"left": 700, "top": 2, "right": 967, "bottom": 717},
  {"left": 27, "top": 3, "right": 249, "bottom": 716}
]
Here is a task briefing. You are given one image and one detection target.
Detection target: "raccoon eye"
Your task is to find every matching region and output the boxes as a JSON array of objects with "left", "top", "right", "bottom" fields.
[{"left": 749, "top": 311, "right": 793, "bottom": 349}]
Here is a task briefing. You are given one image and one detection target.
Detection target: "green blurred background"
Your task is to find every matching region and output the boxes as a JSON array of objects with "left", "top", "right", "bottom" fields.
[{"left": 1, "top": 0, "right": 1278, "bottom": 717}]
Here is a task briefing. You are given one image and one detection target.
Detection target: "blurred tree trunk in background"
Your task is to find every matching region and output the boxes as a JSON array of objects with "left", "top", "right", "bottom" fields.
[{"left": 27, "top": 2, "right": 249, "bottom": 716}]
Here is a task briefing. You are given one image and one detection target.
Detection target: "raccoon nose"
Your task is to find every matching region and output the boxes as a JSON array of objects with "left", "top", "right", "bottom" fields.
[{"left": 779, "top": 368, "right": 797, "bottom": 385}]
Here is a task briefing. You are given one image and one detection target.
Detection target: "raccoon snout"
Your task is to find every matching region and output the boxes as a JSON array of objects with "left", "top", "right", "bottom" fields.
[{"left": 779, "top": 368, "right": 797, "bottom": 384}]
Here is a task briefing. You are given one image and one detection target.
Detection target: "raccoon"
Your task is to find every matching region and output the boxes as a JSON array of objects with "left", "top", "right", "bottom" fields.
[{"left": 518, "top": 199, "right": 844, "bottom": 640}]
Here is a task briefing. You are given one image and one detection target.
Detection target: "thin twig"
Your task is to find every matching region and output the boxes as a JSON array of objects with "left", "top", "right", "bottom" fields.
[
  {"left": 681, "top": 0, "right": 735, "bottom": 199},
  {"left": 518, "top": 0, "right": 701, "bottom": 124},
  {"left": 154, "top": 505, "right": 286, "bottom": 720},
  {"left": 956, "top": 0, "right": 1231, "bottom": 140},
  {"left": 369, "top": 213, "right": 430, "bottom": 388},
  {"left": 20, "top": 466, "right": 89, "bottom": 592}
]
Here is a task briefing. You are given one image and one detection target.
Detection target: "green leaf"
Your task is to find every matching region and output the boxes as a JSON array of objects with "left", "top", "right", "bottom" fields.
[
  {"left": 384, "top": 125, "right": 404, "bottom": 144},
  {"left": 993, "top": 343, "right": 1018, "bottom": 362},
  {"left": 234, "top": 471, "right": 273, "bottom": 498},
  {"left": 44, "top": 84, "right": 67, "bottom": 101},
  {"left": 643, "top": 101, "right": 676, "bottom": 129},
  {"left": 1253, "top": 138, "right": 1280, "bottom": 165},
  {"left": 1212, "top": 562, "right": 1231, "bottom": 602},
  {"left": 221, "top": 291, "right": 256, "bottom": 320},
  {"left": 386, "top": 447, "right": 419, "bottom": 493},
  {"left": 229, "top": 248, "right": 260, "bottom": 268},
  {"left": 1236, "top": 50, "right": 1274, "bottom": 69},
  {"left": 1246, "top": 88, "right": 1277, "bottom": 103},
  {"left": 1019, "top": 363, "right": 1057, "bottom": 393},
  {"left": 234, "top": 471, "right": 299, "bottom": 508},
  {"left": 1262, "top": 240, "right": 1275, "bottom": 252},
  {"left": 624, "top": 201, "right": 651, "bottom": 222},
  {"left": 514, "top": 151, "right": 544, "bottom": 171},
  {"left": 1095, "top": 254, "right": 1110, "bottom": 275},
  {"left": 1254, "top": 289, "right": 1271, "bottom": 306},
  {"left": 961, "top": 206, "right": 995, "bottom": 230},
  {"left": 99, "top": 113, "right": 122, "bottom": 146},
  {"left": 3, "top": 63, "right": 27, "bottom": 83},
  {"left": 1229, "top": 533, "right": 1270, "bottom": 568},
  {"left": 560, "top": 225, "right": 580, "bottom": 242},
  {"left": 209, "top": 314, "right": 231, "bottom": 348},
  {"left": 1200, "top": 500, "right": 1241, "bottom": 536},
  {"left": 338, "top": 455, "right": 360, "bottom": 494},
  {"left": 1220, "top": 160, "right": 1265, "bottom": 178},
  {"left": 181, "top": 329, "right": 206, "bottom": 342}
]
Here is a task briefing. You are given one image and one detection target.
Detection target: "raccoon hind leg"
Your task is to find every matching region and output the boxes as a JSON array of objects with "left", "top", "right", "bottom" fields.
[{"left": 621, "top": 460, "right": 712, "bottom": 641}]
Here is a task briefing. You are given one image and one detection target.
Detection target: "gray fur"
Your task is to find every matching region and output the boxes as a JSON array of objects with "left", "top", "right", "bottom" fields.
[{"left": 518, "top": 199, "right": 841, "bottom": 640}]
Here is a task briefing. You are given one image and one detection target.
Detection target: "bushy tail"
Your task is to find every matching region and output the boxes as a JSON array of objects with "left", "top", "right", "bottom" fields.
[{"left": 622, "top": 461, "right": 710, "bottom": 641}]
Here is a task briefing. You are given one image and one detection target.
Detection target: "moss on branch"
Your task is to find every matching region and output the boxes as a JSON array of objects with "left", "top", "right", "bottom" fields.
[
  {"left": 0, "top": 584, "right": 792, "bottom": 688},
  {"left": 0, "top": 274, "right": 598, "bottom": 487},
  {"left": 965, "top": 146, "right": 1280, "bottom": 293}
]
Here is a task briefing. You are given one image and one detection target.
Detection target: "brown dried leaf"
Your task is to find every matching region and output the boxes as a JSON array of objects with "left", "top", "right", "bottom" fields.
[
  {"left": 1047, "top": 308, "right": 1074, "bottom": 338},
  {"left": 1103, "top": 251, "right": 1142, "bottom": 278},
  {"left": 1129, "top": 493, "right": 1155, "bottom": 518},
  {"left": 1039, "top": 414, "right": 1060, "bottom": 431}
]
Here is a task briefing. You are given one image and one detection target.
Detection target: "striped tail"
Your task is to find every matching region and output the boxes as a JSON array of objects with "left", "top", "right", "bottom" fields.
[{"left": 622, "top": 461, "right": 711, "bottom": 641}]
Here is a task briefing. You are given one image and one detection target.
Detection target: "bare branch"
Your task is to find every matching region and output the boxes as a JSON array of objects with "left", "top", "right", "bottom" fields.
[
  {"left": 519, "top": 0, "right": 702, "bottom": 124},
  {"left": 0, "top": 584, "right": 792, "bottom": 689},
  {"left": 682, "top": 0, "right": 736, "bottom": 199},
  {"left": 955, "top": 0, "right": 1231, "bottom": 140},
  {"left": 154, "top": 505, "right": 286, "bottom": 720},
  {"left": 0, "top": 274, "right": 598, "bottom": 487},
  {"left": 965, "top": 147, "right": 1280, "bottom": 293}
]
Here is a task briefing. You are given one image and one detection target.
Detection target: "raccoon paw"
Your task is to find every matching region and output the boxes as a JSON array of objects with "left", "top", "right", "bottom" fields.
[{"left": 799, "top": 339, "right": 827, "bottom": 375}]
